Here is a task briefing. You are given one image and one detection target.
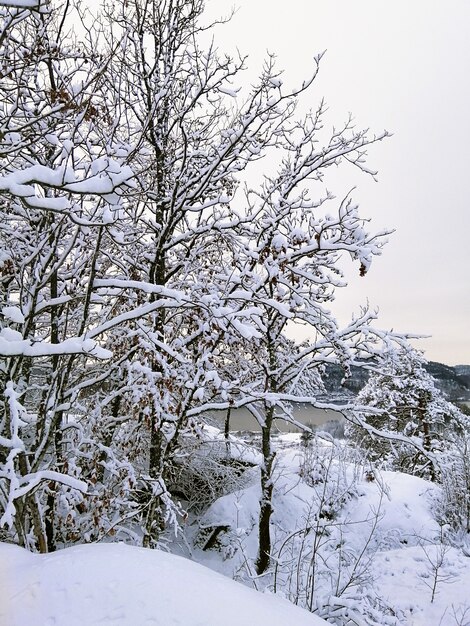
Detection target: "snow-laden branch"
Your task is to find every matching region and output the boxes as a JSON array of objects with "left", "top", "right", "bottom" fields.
[
  {"left": 0, "top": 329, "right": 111, "bottom": 359},
  {"left": 0, "top": 161, "right": 134, "bottom": 221},
  {"left": 0, "top": 459, "right": 88, "bottom": 528},
  {"left": 0, "top": 0, "right": 43, "bottom": 6}
]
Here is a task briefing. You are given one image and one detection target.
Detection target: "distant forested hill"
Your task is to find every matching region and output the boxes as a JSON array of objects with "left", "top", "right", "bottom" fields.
[{"left": 322, "top": 361, "right": 470, "bottom": 402}]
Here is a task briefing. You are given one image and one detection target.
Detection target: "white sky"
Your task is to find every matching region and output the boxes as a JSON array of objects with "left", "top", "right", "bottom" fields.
[{"left": 205, "top": 0, "right": 470, "bottom": 366}]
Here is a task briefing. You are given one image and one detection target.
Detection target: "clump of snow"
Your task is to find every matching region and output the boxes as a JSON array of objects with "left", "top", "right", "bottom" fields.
[
  {"left": 1, "top": 306, "right": 25, "bottom": 324},
  {"left": 0, "top": 330, "right": 111, "bottom": 359},
  {"left": 0, "top": 542, "right": 328, "bottom": 626},
  {"left": 345, "top": 470, "right": 442, "bottom": 550}
]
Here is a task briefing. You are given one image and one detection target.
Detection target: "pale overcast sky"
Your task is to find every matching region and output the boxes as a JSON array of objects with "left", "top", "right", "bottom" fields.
[{"left": 206, "top": 0, "right": 470, "bottom": 366}]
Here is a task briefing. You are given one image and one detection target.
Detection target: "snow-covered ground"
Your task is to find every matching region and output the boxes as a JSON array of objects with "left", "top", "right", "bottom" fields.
[
  {"left": 371, "top": 546, "right": 470, "bottom": 626},
  {"left": 3, "top": 433, "right": 470, "bottom": 626},
  {"left": 0, "top": 542, "right": 328, "bottom": 626},
  {"left": 186, "top": 433, "right": 470, "bottom": 626}
]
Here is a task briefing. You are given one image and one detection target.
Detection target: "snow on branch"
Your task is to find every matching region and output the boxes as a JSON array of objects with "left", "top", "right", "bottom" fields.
[
  {"left": 0, "top": 0, "right": 44, "bottom": 6},
  {"left": 0, "top": 329, "right": 111, "bottom": 359},
  {"left": 0, "top": 161, "right": 134, "bottom": 221}
]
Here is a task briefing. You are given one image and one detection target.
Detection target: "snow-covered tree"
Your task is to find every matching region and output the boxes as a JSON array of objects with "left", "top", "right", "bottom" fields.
[
  {"left": 86, "top": 0, "right": 401, "bottom": 549},
  {"left": 0, "top": 1, "right": 133, "bottom": 550},
  {"left": 1, "top": 0, "right": 411, "bottom": 562},
  {"left": 228, "top": 126, "right": 412, "bottom": 573},
  {"left": 347, "top": 348, "right": 466, "bottom": 480}
]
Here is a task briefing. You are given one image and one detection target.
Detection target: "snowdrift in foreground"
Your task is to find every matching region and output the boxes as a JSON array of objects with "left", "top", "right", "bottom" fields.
[{"left": 0, "top": 542, "right": 327, "bottom": 626}]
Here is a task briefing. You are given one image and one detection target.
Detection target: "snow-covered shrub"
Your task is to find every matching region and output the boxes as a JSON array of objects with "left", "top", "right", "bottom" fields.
[
  {"left": 166, "top": 431, "right": 257, "bottom": 514},
  {"left": 434, "top": 432, "right": 470, "bottom": 534},
  {"left": 48, "top": 417, "right": 141, "bottom": 547},
  {"left": 272, "top": 438, "right": 393, "bottom": 625}
]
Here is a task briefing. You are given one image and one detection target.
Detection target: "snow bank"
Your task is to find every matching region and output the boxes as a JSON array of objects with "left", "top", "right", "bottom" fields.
[
  {"left": 194, "top": 439, "right": 470, "bottom": 626},
  {"left": 0, "top": 542, "right": 327, "bottom": 626},
  {"left": 345, "top": 470, "right": 442, "bottom": 550}
]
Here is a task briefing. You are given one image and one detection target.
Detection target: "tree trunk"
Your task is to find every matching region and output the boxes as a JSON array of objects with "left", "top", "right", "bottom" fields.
[
  {"left": 255, "top": 405, "right": 275, "bottom": 575},
  {"left": 18, "top": 453, "right": 47, "bottom": 552},
  {"left": 224, "top": 407, "right": 231, "bottom": 456}
]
